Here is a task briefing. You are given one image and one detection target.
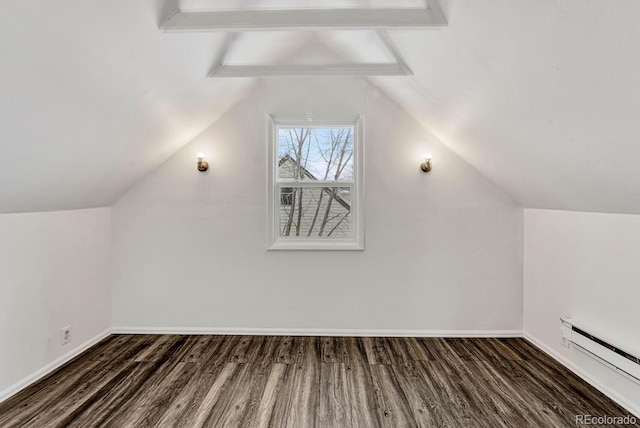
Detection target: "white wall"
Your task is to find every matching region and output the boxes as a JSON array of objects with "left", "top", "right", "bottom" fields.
[
  {"left": 524, "top": 209, "right": 640, "bottom": 415},
  {"left": 111, "top": 76, "right": 523, "bottom": 333},
  {"left": 0, "top": 208, "right": 111, "bottom": 398}
]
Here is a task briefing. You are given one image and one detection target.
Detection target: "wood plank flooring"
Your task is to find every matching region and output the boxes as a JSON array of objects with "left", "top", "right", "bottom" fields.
[{"left": 0, "top": 335, "right": 635, "bottom": 427}]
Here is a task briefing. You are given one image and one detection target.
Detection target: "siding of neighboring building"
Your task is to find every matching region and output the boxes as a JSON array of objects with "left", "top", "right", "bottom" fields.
[{"left": 278, "top": 157, "right": 351, "bottom": 238}]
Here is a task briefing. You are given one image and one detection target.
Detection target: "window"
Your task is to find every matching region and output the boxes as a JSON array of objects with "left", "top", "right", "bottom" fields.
[
  {"left": 267, "top": 117, "right": 364, "bottom": 250},
  {"left": 280, "top": 187, "right": 294, "bottom": 206}
]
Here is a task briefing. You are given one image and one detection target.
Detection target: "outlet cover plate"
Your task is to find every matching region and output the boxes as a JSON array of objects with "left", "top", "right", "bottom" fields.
[{"left": 61, "top": 325, "right": 72, "bottom": 345}]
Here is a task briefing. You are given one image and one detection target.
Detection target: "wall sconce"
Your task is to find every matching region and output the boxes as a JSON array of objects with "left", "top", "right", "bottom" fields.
[
  {"left": 196, "top": 152, "right": 209, "bottom": 172},
  {"left": 420, "top": 153, "right": 433, "bottom": 173}
]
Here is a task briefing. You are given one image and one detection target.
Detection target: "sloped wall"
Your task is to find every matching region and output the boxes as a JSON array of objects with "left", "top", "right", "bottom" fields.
[
  {"left": 110, "top": 77, "right": 523, "bottom": 332},
  {"left": 0, "top": 208, "right": 111, "bottom": 398},
  {"left": 524, "top": 209, "right": 640, "bottom": 415}
]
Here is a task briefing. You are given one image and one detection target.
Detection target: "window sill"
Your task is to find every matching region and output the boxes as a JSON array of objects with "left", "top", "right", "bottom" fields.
[{"left": 268, "top": 240, "right": 364, "bottom": 251}]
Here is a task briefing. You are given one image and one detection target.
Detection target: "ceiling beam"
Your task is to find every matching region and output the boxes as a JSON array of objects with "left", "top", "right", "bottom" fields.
[
  {"left": 377, "top": 30, "right": 412, "bottom": 75},
  {"left": 161, "top": 5, "right": 447, "bottom": 32},
  {"left": 208, "top": 63, "right": 412, "bottom": 78}
]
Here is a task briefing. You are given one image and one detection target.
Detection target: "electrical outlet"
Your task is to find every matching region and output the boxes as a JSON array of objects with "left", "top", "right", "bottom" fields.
[{"left": 61, "top": 325, "right": 72, "bottom": 345}]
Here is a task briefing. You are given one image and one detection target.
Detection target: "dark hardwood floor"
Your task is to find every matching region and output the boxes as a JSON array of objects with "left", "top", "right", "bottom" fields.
[{"left": 0, "top": 335, "right": 634, "bottom": 427}]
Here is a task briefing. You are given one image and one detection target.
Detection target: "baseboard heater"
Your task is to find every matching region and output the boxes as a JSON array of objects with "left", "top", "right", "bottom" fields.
[{"left": 561, "top": 318, "right": 640, "bottom": 385}]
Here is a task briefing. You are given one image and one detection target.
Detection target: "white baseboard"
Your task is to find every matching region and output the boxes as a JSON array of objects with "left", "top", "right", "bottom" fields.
[
  {"left": 0, "top": 328, "right": 112, "bottom": 404},
  {"left": 111, "top": 326, "right": 523, "bottom": 338},
  {"left": 523, "top": 331, "right": 640, "bottom": 418}
]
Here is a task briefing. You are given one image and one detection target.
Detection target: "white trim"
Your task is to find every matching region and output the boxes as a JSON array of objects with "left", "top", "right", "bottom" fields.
[
  {"left": 268, "top": 240, "right": 364, "bottom": 251},
  {"left": 377, "top": 30, "right": 412, "bottom": 75},
  {"left": 209, "top": 63, "right": 411, "bottom": 78},
  {"left": 206, "top": 31, "right": 411, "bottom": 79},
  {"left": 111, "top": 326, "right": 522, "bottom": 338},
  {"left": 0, "top": 328, "right": 111, "bottom": 404},
  {"left": 355, "top": 116, "right": 365, "bottom": 248},
  {"left": 161, "top": 6, "right": 447, "bottom": 32},
  {"left": 267, "top": 117, "right": 364, "bottom": 250},
  {"left": 523, "top": 331, "right": 640, "bottom": 418},
  {"left": 207, "top": 32, "right": 236, "bottom": 76},
  {"left": 276, "top": 182, "right": 353, "bottom": 188},
  {"left": 266, "top": 115, "right": 276, "bottom": 248}
]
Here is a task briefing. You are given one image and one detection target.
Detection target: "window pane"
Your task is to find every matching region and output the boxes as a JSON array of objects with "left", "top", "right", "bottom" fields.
[
  {"left": 279, "top": 187, "right": 351, "bottom": 238},
  {"left": 277, "top": 127, "right": 354, "bottom": 182}
]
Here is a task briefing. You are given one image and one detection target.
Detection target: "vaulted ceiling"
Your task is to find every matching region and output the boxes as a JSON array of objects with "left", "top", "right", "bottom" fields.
[{"left": 2, "top": 0, "right": 639, "bottom": 213}]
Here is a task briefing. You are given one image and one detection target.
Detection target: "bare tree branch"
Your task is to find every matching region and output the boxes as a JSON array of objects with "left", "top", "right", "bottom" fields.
[
  {"left": 278, "top": 127, "right": 353, "bottom": 238},
  {"left": 327, "top": 212, "right": 350, "bottom": 236}
]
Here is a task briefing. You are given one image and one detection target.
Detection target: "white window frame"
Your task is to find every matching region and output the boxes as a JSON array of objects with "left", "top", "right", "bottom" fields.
[{"left": 267, "top": 115, "right": 364, "bottom": 251}]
